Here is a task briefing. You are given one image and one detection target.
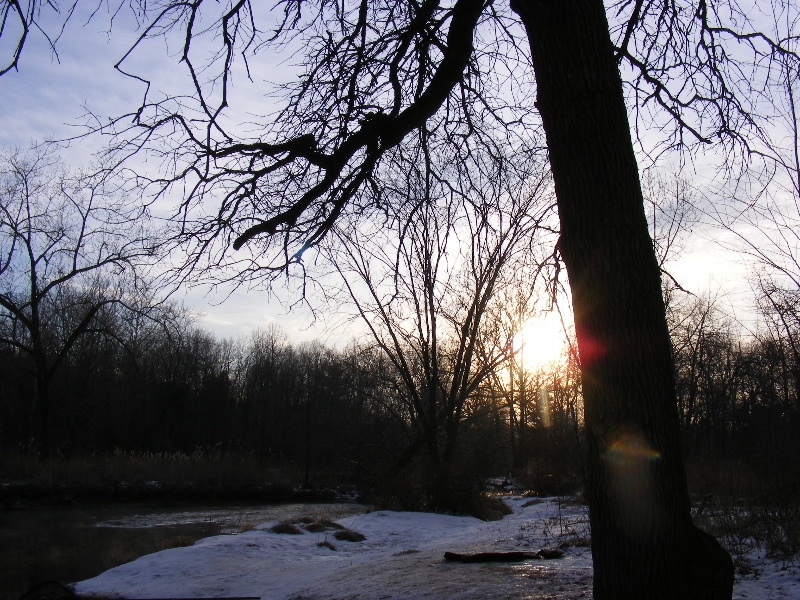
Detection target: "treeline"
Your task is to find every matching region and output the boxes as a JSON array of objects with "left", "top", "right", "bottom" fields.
[
  {"left": 2, "top": 286, "right": 798, "bottom": 499},
  {"left": 670, "top": 291, "right": 800, "bottom": 490},
  {"left": 5, "top": 147, "right": 797, "bottom": 509},
  {"left": 0, "top": 309, "right": 397, "bottom": 488},
  {"left": 0, "top": 294, "right": 583, "bottom": 495}
]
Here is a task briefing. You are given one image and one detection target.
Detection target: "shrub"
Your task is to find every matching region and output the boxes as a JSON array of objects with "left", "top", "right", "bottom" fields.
[
  {"left": 693, "top": 483, "right": 800, "bottom": 562},
  {"left": 270, "top": 521, "right": 303, "bottom": 535},
  {"left": 334, "top": 529, "right": 366, "bottom": 542}
]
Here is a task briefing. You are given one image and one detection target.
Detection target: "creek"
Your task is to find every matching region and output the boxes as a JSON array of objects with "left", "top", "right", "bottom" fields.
[{"left": 1, "top": 502, "right": 365, "bottom": 600}]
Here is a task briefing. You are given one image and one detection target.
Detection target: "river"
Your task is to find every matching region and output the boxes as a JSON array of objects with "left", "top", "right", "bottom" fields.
[{"left": 1, "top": 502, "right": 365, "bottom": 600}]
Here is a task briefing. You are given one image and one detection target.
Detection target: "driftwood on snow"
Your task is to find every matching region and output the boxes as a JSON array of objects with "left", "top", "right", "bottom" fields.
[{"left": 443, "top": 549, "right": 564, "bottom": 563}]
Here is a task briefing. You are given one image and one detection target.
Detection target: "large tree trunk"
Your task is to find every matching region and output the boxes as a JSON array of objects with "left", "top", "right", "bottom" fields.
[
  {"left": 510, "top": 1, "right": 734, "bottom": 598},
  {"left": 33, "top": 365, "right": 51, "bottom": 459}
]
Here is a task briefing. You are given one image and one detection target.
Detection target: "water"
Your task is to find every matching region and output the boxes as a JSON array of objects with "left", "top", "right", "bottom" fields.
[{"left": 1, "top": 502, "right": 365, "bottom": 600}]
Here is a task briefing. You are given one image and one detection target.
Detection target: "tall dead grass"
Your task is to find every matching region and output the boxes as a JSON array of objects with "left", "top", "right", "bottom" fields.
[
  {"left": 1, "top": 448, "right": 296, "bottom": 489},
  {"left": 688, "top": 458, "right": 800, "bottom": 562}
]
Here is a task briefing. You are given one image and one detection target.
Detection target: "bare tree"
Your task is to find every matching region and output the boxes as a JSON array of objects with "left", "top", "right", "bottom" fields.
[
  {"left": 7, "top": 0, "right": 800, "bottom": 596},
  {"left": 642, "top": 172, "right": 700, "bottom": 278},
  {"left": 754, "top": 276, "right": 800, "bottom": 430},
  {"left": 0, "top": 146, "right": 155, "bottom": 457},
  {"left": 325, "top": 136, "right": 556, "bottom": 506},
  {"left": 701, "top": 48, "right": 800, "bottom": 450}
]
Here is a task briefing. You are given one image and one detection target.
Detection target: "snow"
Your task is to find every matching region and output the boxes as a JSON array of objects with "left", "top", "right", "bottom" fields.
[
  {"left": 733, "top": 549, "right": 800, "bottom": 599},
  {"left": 73, "top": 497, "right": 799, "bottom": 600}
]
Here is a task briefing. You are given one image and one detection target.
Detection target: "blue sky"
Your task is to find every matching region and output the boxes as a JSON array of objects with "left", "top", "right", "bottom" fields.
[
  {"left": 0, "top": 4, "right": 758, "bottom": 342},
  {"left": 0, "top": 5, "right": 336, "bottom": 342}
]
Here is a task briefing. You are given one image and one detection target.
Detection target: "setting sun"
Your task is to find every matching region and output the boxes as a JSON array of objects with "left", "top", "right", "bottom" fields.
[{"left": 516, "top": 312, "right": 567, "bottom": 370}]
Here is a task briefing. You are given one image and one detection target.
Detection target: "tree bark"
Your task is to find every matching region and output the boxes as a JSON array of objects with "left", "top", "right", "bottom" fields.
[
  {"left": 510, "top": 1, "right": 734, "bottom": 598},
  {"left": 34, "top": 359, "right": 52, "bottom": 459}
]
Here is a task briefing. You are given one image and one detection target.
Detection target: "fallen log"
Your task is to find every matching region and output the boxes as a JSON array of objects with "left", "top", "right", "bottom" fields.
[{"left": 443, "top": 549, "right": 563, "bottom": 563}]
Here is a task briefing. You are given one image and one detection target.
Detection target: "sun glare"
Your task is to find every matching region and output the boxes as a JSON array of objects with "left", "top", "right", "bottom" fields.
[{"left": 517, "top": 313, "right": 567, "bottom": 370}]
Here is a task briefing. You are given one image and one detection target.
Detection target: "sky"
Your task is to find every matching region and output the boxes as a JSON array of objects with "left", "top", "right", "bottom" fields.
[
  {"left": 0, "top": 3, "right": 765, "bottom": 344},
  {"left": 72, "top": 495, "right": 798, "bottom": 599},
  {"left": 0, "top": 3, "right": 329, "bottom": 342}
]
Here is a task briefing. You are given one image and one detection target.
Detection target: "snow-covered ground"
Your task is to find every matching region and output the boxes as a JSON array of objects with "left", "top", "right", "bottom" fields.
[{"left": 74, "top": 497, "right": 799, "bottom": 599}]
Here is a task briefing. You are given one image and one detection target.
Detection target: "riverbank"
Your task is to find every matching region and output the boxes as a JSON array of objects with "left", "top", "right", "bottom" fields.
[
  {"left": 3, "top": 502, "right": 366, "bottom": 600},
  {"left": 72, "top": 496, "right": 799, "bottom": 600},
  {"left": 0, "top": 450, "right": 358, "bottom": 509}
]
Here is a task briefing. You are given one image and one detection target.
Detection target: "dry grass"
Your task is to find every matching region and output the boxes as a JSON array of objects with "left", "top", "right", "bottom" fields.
[
  {"left": 270, "top": 517, "right": 353, "bottom": 537},
  {"left": 0, "top": 450, "right": 303, "bottom": 507},
  {"left": 688, "top": 459, "right": 800, "bottom": 563},
  {"left": 270, "top": 521, "right": 304, "bottom": 535},
  {"left": 695, "top": 494, "right": 800, "bottom": 562},
  {"left": 317, "top": 539, "right": 337, "bottom": 551},
  {"left": 0, "top": 449, "right": 286, "bottom": 488},
  {"left": 333, "top": 529, "right": 366, "bottom": 542}
]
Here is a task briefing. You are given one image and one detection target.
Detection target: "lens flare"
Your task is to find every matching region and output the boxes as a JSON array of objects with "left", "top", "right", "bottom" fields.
[
  {"left": 605, "top": 430, "right": 662, "bottom": 540},
  {"left": 607, "top": 432, "right": 662, "bottom": 461},
  {"left": 538, "top": 388, "right": 551, "bottom": 428}
]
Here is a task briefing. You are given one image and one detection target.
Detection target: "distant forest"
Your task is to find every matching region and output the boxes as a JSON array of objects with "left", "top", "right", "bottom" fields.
[{"left": 1, "top": 286, "right": 797, "bottom": 501}]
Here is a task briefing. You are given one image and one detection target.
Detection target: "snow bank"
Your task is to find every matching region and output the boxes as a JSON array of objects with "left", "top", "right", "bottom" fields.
[{"left": 74, "top": 497, "right": 798, "bottom": 599}]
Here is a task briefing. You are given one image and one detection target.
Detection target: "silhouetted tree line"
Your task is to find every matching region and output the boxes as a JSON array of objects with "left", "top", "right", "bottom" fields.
[
  {"left": 1, "top": 147, "right": 797, "bottom": 496},
  {"left": 2, "top": 281, "right": 797, "bottom": 497},
  {"left": 670, "top": 292, "right": 800, "bottom": 483},
  {"left": 0, "top": 310, "right": 397, "bottom": 484}
]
